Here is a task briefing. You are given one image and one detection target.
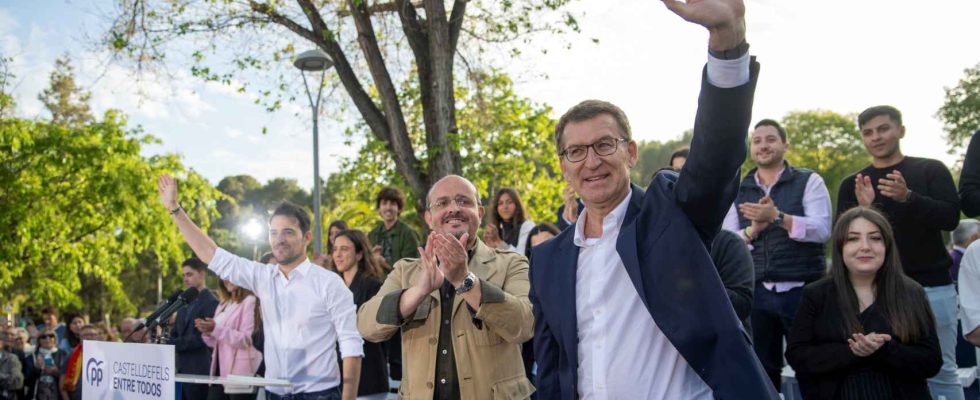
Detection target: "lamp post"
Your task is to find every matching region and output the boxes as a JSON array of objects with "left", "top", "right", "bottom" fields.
[
  {"left": 293, "top": 49, "right": 334, "bottom": 255},
  {"left": 243, "top": 218, "right": 263, "bottom": 260}
]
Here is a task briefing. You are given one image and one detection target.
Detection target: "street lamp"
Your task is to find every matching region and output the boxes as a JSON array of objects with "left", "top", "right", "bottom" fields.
[
  {"left": 242, "top": 218, "right": 263, "bottom": 260},
  {"left": 294, "top": 48, "right": 334, "bottom": 255}
]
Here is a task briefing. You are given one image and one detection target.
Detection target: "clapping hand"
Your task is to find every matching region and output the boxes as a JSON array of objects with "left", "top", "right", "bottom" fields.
[
  {"left": 415, "top": 233, "right": 446, "bottom": 294},
  {"left": 878, "top": 171, "right": 910, "bottom": 203},
  {"left": 194, "top": 318, "right": 216, "bottom": 334},
  {"left": 848, "top": 332, "right": 892, "bottom": 357},
  {"left": 431, "top": 232, "right": 470, "bottom": 287},
  {"left": 738, "top": 196, "right": 779, "bottom": 223},
  {"left": 855, "top": 173, "right": 875, "bottom": 207}
]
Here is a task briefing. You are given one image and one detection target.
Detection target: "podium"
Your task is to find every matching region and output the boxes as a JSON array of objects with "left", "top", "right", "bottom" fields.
[
  {"left": 81, "top": 341, "right": 293, "bottom": 400},
  {"left": 175, "top": 373, "right": 291, "bottom": 388}
]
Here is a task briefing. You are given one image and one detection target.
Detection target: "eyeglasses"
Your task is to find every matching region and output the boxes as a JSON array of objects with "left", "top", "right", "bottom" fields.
[
  {"left": 39, "top": 334, "right": 56, "bottom": 339},
  {"left": 560, "top": 137, "right": 628, "bottom": 163},
  {"left": 428, "top": 195, "right": 477, "bottom": 211}
]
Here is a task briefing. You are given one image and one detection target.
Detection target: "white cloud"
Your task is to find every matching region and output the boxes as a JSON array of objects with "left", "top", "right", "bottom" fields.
[{"left": 224, "top": 127, "right": 244, "bottom": 139}]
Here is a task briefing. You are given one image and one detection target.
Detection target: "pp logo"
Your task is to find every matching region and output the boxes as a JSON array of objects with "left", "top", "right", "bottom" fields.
[{"left": 85, "top": 358, "right": 104, "bottom": 387}]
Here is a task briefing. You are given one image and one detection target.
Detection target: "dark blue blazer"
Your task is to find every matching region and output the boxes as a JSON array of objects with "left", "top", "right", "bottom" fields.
[
  {"left": 530, "top": 61, "right": 778, "bottom": 399},
  {"left": 170, "top": 288, "right": 218, "bottom": 375}
]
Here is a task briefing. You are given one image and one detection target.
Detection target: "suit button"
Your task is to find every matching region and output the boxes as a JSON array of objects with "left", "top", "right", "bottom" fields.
[
  {"left": 427, "top": 382, "right": 434, "bottom": 389},
  {"left": 429, "top": 337, "right": 437, "bottom": 345}
]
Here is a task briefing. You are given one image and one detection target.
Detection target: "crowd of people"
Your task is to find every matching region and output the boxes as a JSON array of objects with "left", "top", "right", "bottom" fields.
[{"left": 5, "top": 1, "right": 980, "bottom": 400}]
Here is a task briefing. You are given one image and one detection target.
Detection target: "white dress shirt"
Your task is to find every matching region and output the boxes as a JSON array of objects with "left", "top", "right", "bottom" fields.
[
  {"left": 959, "top": 241, "right": 980, "bottom": 336},
  {"left": 209, "top": 248, "right": 363, "bottom": 395},
  {"left": 722, "top": 168, "right": 832, "bottom": 292},
  {"left": 574, "top": 191, "right": 712, "bottom": 400}
]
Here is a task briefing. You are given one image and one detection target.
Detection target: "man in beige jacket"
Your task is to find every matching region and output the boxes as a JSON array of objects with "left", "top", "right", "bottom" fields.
[{"left": 358, "top": 175, "right": 534, "bottom": 400}]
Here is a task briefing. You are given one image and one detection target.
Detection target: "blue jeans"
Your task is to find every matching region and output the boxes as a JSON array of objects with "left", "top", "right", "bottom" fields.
[
  {"left": 925, "top": 284, "right": 965, "bottom": 400},
  {"left": 266, "top": 387, "right": 340, "bottom": 400}
]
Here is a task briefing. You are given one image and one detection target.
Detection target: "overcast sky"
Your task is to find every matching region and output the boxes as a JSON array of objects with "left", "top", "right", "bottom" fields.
[{"left": 3, "top": 1, "right": 977, "bottom": 190}]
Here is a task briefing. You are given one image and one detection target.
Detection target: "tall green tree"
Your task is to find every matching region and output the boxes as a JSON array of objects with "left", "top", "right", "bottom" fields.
[
  {"left": 937, "top": 62, "right": 980, "bottom": 154},
  {"left": 325, "top": 69, "right": 563, "bottom": 231},
  {"left": 780, "top": 110, "right": 867, "bottom": 209},
  {"left": 0, "top": 55, "right": 14, "bottom": 119},
  {"left": 105, "top": 0, "right": 580, "bottom": 218},
  {"left": 0, "top": 111, "right": 221, "bottom": 319},
  {"left": 38, "top": 54, "right": 94, "bottom": 128}
]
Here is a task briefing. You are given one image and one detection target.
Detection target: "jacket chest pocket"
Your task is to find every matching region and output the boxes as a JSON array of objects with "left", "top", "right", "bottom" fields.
[
  {"left": 467, "top": 327, "right": 503, "bottom": 346},
  {"left": 491, "top": 375, "right": 534, "bottom": 399}
]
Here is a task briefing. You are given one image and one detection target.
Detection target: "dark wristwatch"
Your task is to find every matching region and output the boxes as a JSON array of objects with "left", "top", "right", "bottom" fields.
[
  {"left": 455, "top": 272, "right": 478, "bottom": 295},
  {"left": 709, "top": 40, "right": 750, "bottom": 60},
  {"left": 169, "top": 204, "right": 183, "bottom": 216},
  {"left": 773, "top": 212, "right": 784, "bottom": 227}
]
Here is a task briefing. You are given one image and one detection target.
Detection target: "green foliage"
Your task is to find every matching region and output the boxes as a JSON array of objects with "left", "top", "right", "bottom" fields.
[
  {"left": 780, "top": 110, "right": 866, "bottom": 209},
  {"left": 631, "top": 131, "right": 693, "bottom": 184},
  {"left": 326, "top": 70, "right": 564, "bottom": 230},
  {"left": 38, "top": 54, "right": 94, "bottom": 128},
  {"left": 0, "top": 112, "right": 221, "bottom": 320},
  {"left": 937, "top": 63, "right": 980, "bottom": 154},
  {"left": 0, "top": 55, "right": 14, "bottom": 119}
]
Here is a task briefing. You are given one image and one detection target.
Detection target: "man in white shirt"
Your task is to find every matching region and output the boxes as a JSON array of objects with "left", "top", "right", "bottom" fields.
[
  {"left": 530, "top": 1, "right": 778, "bottom": 398},
  {"left": 157, "top": 175, "right": 362, "bottom": 400},
  {"left": 721, "top": 118, "right": 832, "bottom": 387}
]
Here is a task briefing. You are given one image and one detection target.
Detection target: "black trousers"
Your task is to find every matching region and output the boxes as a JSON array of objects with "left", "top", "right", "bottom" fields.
[
  {"left": 750, "top": 282, "right": 804, "bottom": 389},
  {"left": 207, "top": 384, "right": 256, "bottom": 400},
  {"left": 181, "top": 382, "right": 211, "bottom": 400}
]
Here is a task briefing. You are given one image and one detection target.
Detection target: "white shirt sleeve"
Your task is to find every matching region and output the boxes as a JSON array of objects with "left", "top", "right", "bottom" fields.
[
  {"left": 706, "top": 52, "right": 750, "bottom": 89},
  {"left": 787, "top": 173, "right": 833, "bottom": 243},
  {"left": 325, "top": 276, "right": 365, "bottom": 359},
  {"left": 208, "top": 248, "right": 267, "bottom": 293},
  {"left": 961, "top": 242, "right": 980, "bottom": 336},
  {"left": 722, "top": 203, "right": 741, "bottom": 233}
]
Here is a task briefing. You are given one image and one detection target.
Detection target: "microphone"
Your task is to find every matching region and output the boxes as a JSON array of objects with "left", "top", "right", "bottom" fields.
[
  {"left": 146, "top": 288, "right": 201, "bottom": 331},
  {"left": 135, "top": 290, "right": 182, "bottom": 331}
]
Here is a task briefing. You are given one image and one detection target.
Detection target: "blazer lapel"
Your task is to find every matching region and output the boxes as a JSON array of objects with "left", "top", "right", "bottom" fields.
[
  {"left": 616, "top": 185, "right": 651, "bottom": 310},
  {"left": 555, "top": 233, "right": 580, "bottom": 362}
]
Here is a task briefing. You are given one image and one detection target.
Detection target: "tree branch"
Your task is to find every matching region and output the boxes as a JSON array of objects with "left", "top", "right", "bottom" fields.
[
  {"left": 250, "top": 1, "right": 393, "bottom": 151},
  {"left": 448, "top": 0, "right": 467, "bottom": 51},
  {"left": 422, "top": 0, "right": 460, "bottom": 177},
  {"left": 344, "top": 0, "right": 424, "bottom": 192}
]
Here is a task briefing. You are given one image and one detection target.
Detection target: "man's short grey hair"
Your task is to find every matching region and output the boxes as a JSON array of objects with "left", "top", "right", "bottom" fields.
[{"left": 953, "top": 219, "right": 980, "bottom": 247}]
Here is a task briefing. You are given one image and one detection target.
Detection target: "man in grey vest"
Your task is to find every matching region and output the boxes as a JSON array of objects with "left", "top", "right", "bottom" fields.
[{"left": 723, "top": 119, "right": 832, "bottom": 388}]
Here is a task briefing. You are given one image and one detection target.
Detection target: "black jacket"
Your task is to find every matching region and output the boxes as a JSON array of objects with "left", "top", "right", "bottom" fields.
[
  {"left": 785, "top": 279, "right": 941, "bottom": 400},
  {"left": 171, "top": 288, "right": 219, "bottom": 375},
  {"left": 347, "top": 270, "right": 389, "bottom": 396}
]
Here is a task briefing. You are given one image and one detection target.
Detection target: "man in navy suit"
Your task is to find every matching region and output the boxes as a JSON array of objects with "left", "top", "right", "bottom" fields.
[
  {"left": 170, "top": 257, "right": 218, "bottom": 399},
  {"left": 529, "top": 0, "right": 777, "bottom": 398}
]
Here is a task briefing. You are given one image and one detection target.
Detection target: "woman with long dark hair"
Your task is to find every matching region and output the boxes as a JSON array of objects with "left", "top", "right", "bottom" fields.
[
  {"left": 199, "top": 279, "right": 262, "bottom": 400},
  {"left": 484, "top": 187, "right": 536, "bottom": 255},
  {"left": 332, "top": 229, "right": 388, "bottom": 399},
  {"left": 786, "top": 207, "right": 942, "bottom": 399}
]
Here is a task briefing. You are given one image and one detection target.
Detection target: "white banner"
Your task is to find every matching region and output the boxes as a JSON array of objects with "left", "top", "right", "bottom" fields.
[{"left": 81, "top": 340, "right": 175, "bottom": 400}]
